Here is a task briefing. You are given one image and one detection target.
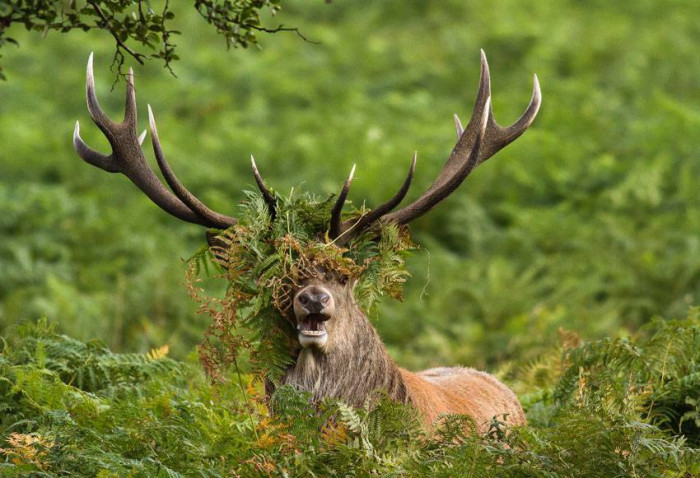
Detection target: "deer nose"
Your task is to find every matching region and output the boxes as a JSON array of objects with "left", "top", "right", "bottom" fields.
[{"left": 297, "top": 289, "right": 331, "bottom": 315}]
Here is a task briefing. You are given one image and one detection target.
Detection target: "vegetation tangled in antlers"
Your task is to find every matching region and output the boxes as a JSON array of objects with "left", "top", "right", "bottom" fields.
[{"left": 188, "top": 190, "right": 414, "bottom": 384}]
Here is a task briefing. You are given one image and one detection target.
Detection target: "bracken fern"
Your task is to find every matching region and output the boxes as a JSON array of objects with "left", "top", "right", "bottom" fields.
[{"left": 2, "top": 314, "right": 699, "bottom": 476}]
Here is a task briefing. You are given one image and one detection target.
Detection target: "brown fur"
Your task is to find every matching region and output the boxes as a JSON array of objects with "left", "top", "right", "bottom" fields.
[
  {"left": 402, "top": 367, "right": 525, "bottom": 430},
  {"left": 281, "top": 279, "right": 525, "bottom": 431}
]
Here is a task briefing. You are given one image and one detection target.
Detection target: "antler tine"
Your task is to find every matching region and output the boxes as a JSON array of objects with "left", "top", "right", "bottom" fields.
[
  {"left": 471, "top": 50, "right": 541, "bottom": 164},
  {"left": 454, "top": 114, "right": 464, "bottom": 139},
  {"left": 138, "top": 129, "right": 147, "bottom": 145},
  {"left": 250, "top": 155, "right": 277, "bottom": 221},
  {"left": 74, "top": 54, "right": 224, "bottom": 227},
  {"left": 419, "top": 49, "right": 492, "bottom": 195},
  {"left": 85, "top": 53, "right": 116, "bottom": 136},
  {"left": 73, "top": 121, "right": 118, "bottom": 172},
  {"left": 336, "top": 153, "right": 416, "bottom": 243},
  {"left": 124, "top": 67, "right": 137, "bottom": 127},
  {"left": 148, "top": 106, "right": 237, "bottom": 228},
  {"left": 483, "top": 73, "right": 541, "bottom": 159},
  {"left": 329, "top": 164, "right": 356, "bottom": 239},
  {"left": 379, "top": 50, "right": 540, "bottom": 225}
]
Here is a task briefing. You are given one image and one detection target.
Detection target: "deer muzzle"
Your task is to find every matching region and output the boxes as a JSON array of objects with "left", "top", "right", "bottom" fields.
[{"left": 294, "top": 285, "right": 335, "bottom": 349}]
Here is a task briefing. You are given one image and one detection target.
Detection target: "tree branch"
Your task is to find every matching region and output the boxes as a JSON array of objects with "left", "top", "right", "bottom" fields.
[
  {"left": 88, "top": 0, "right": 146, "bottom": 66},
  {"left": 245, "top": 24, "right": 319, "bottom": 45}
]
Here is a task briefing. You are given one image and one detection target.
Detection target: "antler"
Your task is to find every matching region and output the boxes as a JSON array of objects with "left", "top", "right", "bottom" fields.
[
  {"left": 332, "top": 50, "right": 541, "bottom": 242},
  {"left": 73, "top": 54, "right": 276, "bottom": 229},
  {"left": 75, "top": 52, "right": 539, "bottom": 244}
]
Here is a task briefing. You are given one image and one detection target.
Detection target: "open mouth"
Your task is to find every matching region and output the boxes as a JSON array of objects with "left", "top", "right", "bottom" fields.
[{"left": 297, "top": 313, "right": 328, "bottom": 337}]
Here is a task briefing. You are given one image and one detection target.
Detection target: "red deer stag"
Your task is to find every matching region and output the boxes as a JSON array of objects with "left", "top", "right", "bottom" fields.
[{"left": 73, "top": 51, "right": 541, "bottom": 431}]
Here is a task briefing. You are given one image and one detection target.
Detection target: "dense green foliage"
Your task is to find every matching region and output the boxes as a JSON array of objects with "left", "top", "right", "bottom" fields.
[
  {"left": 3, "top": 0, "right": 699, "bottom": 370},
  {"left": 1, "top": 316, "right": 698, "bottom": 476},
  {"left": 0, "top": 0, "right": 295, "bottom": 79}
]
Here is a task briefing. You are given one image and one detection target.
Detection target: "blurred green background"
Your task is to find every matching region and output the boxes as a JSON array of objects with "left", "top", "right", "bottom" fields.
[{"left": 1, "top": 0, "right": 699, "bottom": 372}]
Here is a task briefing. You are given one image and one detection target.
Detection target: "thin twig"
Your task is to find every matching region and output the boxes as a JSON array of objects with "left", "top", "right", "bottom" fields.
[
  {"left": 245, "top": 23, "right": 320, "bottom": 45},
  {"left": 88, "top": 0, "right": 146, "bottom": 65}
]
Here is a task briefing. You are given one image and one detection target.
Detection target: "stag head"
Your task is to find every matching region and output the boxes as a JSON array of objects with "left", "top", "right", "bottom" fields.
[{"left": 73, "top": 51, "right": 540, "bottom": 364}]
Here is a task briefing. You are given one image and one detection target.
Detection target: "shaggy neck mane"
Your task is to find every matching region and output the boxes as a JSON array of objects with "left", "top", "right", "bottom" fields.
[{"left": 281, "top": 294, "right": 407, "bottom": 408}]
